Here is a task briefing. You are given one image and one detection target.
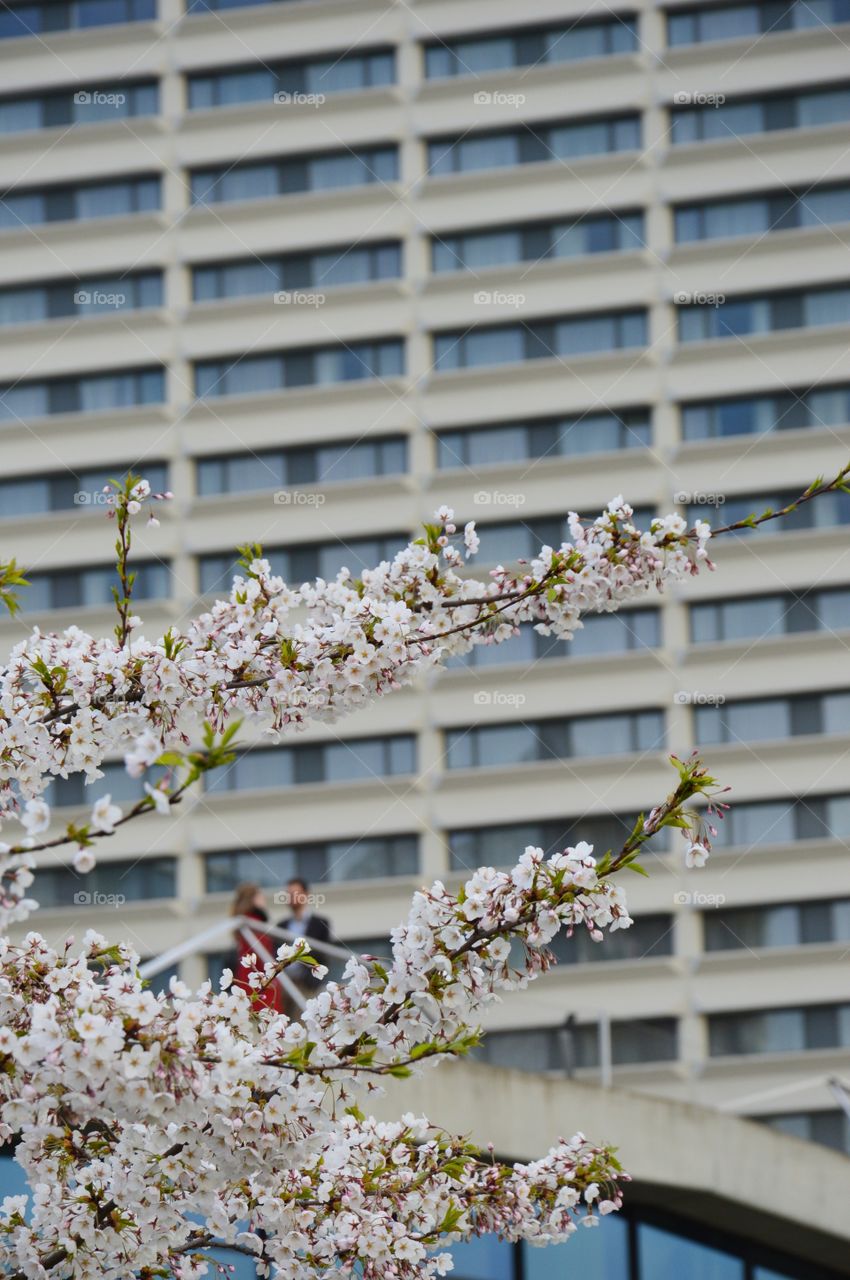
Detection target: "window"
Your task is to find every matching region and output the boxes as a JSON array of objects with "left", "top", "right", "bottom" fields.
[
  {"left": 432, "top": 212, "right": 644, "bottom": 272},
  {"left": 678, "top": 285, "right": 850, "bottom": 342},
  {"left": 187, "top": 49, "right": 394, "bottom": 109},
  {"left": 686, "top": 489, "right": 850, "bottom": 534},
  {"left": 668, "top": 0, "right": 850, "bottom": 44},
  {"left": 680, "top": 383, "right": 850, "bottom": 439},
  {"left": 547, "top": 913, "right": 673, "bottom": 965},
  {"left": 695, "top": 692, "right": 850, "bottom": 745},
  {"left": 187, "top": 0, "right": 296, "bottom": 10},
  {"left": 476, "top": 1017, "right": 678, "bottom": 1071},
  {"left": 434, "top": 312, "right": 647, "bottom": 370},
  {"left": 45, "top": 760, "right": 166, "bottom": 809},
  {"left": 638, "top": 1225, "right": 743, "bottom": 1280},
  {"left": 0, "top": 368, "right": 164, "bottom": 421},
  {"left": 437, "top": 410, "right": 651, "bottom": 466},
  {"left": 190, "top": 146, "right": 398, "bottom": 206},
  {"left": 0, "top": 272, "right": 163, "bottom": 327},
  {"left": 196, "top": 438, "right": 406, "bottom": 496},
  {"left": 204, "top": 834, "right": 418, "bottom": 892},
  {"left": 424, "top": 17, "right": 637, "bottom": 77},
  {"left": 690, "top": 587, "right": 850, "bottom": 642},
  {"left": 704, "top": 897, "right": 850, "bottom": 951},
  {"left": 450, "top": 608, "right": 660, "bottom": 668},
  {"left": 758, "top": 1109, "right": 850, "bottom": 1155},
  {"left": 204, "top": 735, "right": 416, "bottom": 793},
  {"left": 194, "top": 340, "right": 403, "bottom": 398},
  {"left": 33, "top": 857, "right": 176, "bottom": 908},
  {"left": 445, "top": 709, "right": 665, "bottom": 769},
  {"left": 0, "top": 81, "right": 158, "bottom": 134},
  {"left": 427, "top": 115, "right": 641, "bottom": 175},
  {"left": 470, "top": 512, "right": 655, "bottom": 565},
  {"left": 708, "top": 1003, "right": 850, "bottom": 1055},
  {"left": 449, "top": 813, "right": 669, "bottom": 872},
  {"left": 671, "top": 85, "right": 850, "bottom": 144},
  {"left": 21, "top": 561, "right": 170, "bottom": 613},
  {"left": 0, "top": 174, "right": 160, "bottom": 230},
  {"left": 0, "top": 0, "right": 154, "bottom": 38},
  {"left": 199, "top": 533, "right": 405, "bottom": 593},
  {"left": 0, "top": 462, "right": 168, "bottom": 518},
  {"left": 674, "top": 182, "right": 850, "bottom": 242},
  {"left": 706, "top": 793, "right": 850, "bottom": 849},
  {"left": 192, "top": 242, "right": 401, "bottom": 301}
]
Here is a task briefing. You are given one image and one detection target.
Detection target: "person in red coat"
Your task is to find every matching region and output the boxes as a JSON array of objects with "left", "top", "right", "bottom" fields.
[{"left": 229, "top": 883, "right": 284, "bottom": 1014}]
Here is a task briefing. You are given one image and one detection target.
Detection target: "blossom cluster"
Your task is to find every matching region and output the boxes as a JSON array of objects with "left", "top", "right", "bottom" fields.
[
  {"left": 0, "top": 491, "right": 713, "bottom": 920},
  {"left": 0, "top": 843, "right": 634, "bottom": 1279}
]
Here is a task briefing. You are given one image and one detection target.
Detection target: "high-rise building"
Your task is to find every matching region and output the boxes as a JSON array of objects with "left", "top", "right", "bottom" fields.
[{"left": 2, "top": 0, "right": 849, "bottom": 1158}]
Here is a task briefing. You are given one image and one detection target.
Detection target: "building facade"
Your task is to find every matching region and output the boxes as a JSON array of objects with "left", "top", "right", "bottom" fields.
[{"left": 1, "top": 0, "right": 849, "bottom": 1159}]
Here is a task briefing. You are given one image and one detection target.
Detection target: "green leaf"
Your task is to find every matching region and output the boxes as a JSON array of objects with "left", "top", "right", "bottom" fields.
[{"left": 409, "top": 1042, "right": 438, "bottom": 1060}]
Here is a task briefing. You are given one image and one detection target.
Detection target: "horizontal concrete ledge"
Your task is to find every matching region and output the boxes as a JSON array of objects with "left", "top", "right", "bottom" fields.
[{"left": 372, "top": 1059, "right": 850, "bottom": 1274}]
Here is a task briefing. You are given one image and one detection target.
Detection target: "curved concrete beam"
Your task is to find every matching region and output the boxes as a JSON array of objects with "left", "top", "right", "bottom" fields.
[{"left": 373, "top": 1061, "right": 850, "bottom": 1274}]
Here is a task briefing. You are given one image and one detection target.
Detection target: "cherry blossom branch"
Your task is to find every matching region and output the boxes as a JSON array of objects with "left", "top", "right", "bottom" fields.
[
  {"left": 0, "top": 467, "right": 840, "bottom": 921},
  {"left": 709, "top": 460, "right": 850, "bottom": 535}
]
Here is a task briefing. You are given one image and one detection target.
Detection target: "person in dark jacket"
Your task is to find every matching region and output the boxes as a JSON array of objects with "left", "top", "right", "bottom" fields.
[{"left": 277, "top": 877, "right": 332, "bottom": 995}]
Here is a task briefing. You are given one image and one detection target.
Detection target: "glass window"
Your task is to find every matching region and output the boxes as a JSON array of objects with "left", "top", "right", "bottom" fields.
[
  {"left": 0, "top": 286, "right": 47, "bottom": 325},
  {"left": 802, "top": 184, "right": 850, "bottom": 226},
  {"left": 799, "top": 87, "right": 850, "bottom": 127},
  {"left": 0, "top": 192, "right": 45, "bottom": 229},
  {"left": 638, "top": 1224, "right": 744, "bottom": 1279},
  {"left": 449, "top": 1237, "right": 513, "bottom": 1280},
  {"left": 822, "top": 691, "right": 850, "bottom": 733},
  {"left": 523, "top": 1215, "right": 628, "bottom": 1279},
  {"left": 0, "top": 383, "right": 49, "bottom": 421},
  {"left": 0, "top": 98, "right": 42, "bottom": 132},
  {"left": 732, "top": 800, "right": 796, "bottom": 848},
  {"left": 804, "top": 286, "right": 850, "bottom": 327}
]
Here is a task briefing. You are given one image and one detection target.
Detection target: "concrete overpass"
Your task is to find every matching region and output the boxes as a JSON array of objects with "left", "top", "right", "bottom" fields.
[{"left": 374, "top": 1060, "right": 850, "bottom": 1276}]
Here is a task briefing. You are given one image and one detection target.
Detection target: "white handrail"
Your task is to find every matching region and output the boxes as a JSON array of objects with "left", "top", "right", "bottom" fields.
[
  {"left": 241, "top": 923, "right": 307, "bottom": 1010},
  {"left": 137, "top": 915, "right": 380, "bottom": 980}
]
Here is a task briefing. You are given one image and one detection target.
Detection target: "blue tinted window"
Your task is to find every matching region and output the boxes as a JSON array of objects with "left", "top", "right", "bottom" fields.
[
  {"left": 0, "top": 0, "right": 154, "bottom": 38},
  {"left": 424, "top": 18, "right": 637, "bottom": 77},
  {"left": 638, "top": 1224, "right": 744, "bottom": 1279},
  {"left": 523, "top": 1213, "right": 628, "bottom": 1278},
  {"left": 191, "top": 148, "right": 397, "bottom": 205},
  {"left": 448, "top": 1238, "right": 513, "bottom": 1280},
  {"left": 428, "top": 116, "right": 639, "bottom": 175}
]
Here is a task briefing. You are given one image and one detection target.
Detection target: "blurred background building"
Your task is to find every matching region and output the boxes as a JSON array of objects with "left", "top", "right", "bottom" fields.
[{"left": 1, "top": 0, "right": 849, "bottom": 1204}]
